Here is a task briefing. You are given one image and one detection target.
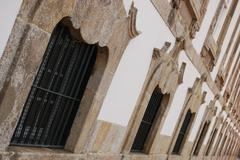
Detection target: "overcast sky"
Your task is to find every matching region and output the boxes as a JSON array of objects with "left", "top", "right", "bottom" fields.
[{"left": 0, "top": 0, "right": 22, "bottom": 57}]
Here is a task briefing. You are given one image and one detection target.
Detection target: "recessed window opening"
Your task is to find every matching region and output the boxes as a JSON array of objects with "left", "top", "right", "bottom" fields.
[
  {"left": 172, "top": 109, "right": 194, "bottom": 155},
  {"left": 131, "top": 86, "right": 164, "bottom": 152},
  {"left": 205, "top": 129, "right": 218, "bottom": 156},
  {"left": 193, "top": 121, "right": 210, "bottom": 155},
  {"left": 10, "top": 20, "right": 99, "bottom": 148}
]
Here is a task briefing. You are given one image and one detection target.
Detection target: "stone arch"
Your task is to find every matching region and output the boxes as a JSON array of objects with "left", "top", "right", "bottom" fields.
[
  {"left": 0, "top": 0, "right": 134, "bottom": 153},
  {"left": 167, "top": 74, "right": 207, "bottom": 158},
  {"left": 121, "top": 38, "right": 186, "bottom": 154}
]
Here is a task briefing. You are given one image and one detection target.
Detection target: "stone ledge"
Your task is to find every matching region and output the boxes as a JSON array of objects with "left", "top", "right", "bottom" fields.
[{"left": 0, "top": 148, "right": 236, "bottom": 160}]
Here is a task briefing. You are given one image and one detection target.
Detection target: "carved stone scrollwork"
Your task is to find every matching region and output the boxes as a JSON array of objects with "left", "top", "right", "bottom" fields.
[
  {"left": 189, "top": 20, "right": 200, "bottom": 39},
  {"left": 206, "top": 94, "right": 219, "bottom": 118},
  {"left": 128, "top": 2, "right": 141, "bottom": 38},
  {"left": 153, "top": 48, "right": 164, "bottom": 60},
  {"left": 149, "top": 37, "right": 186, "bottom": 94},
  {"left": 171, "top": 0, "right": 181, "bottom": 9}
]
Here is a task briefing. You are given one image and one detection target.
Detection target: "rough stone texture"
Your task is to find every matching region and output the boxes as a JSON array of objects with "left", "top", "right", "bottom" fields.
[
  {"left": 87, "top": 120, "right": 127, "bottom": 153},
  {"left": 32, "top": 0, "right": 75, "bottom": 33},
  {"left": 0, "top": 25, "right": 50, "bottom": 149},
  {"left": 0, "top": 0, "right": 240, "bottom": 159},
  {"left": 157, "top": 135, "right": 172, "bottom": 154},
  {"left": 0, "top": 0, "right": 131, "bottom": 155},
  {"left": 0, "top": 18, "right": 28, "bottom": 92}
]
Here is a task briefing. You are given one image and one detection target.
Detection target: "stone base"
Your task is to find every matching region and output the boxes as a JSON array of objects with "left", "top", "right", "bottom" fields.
[{"left": 0, "top": 147, "right": 236, "bottom": 160}]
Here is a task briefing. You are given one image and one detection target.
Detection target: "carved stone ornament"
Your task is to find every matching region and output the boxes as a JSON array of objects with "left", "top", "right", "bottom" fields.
[
  {"left": 128, "top": 1, "right": 141, "bottom": 38},
  {"left": 207, "top": 94, "right": 218, "bottom": 115},
  {"left": 184, "top": 75, "right": 207, "bottom": 113},
  {"left": 171, "top": 0, "right": 181, "bottom": 9},
  {"left": 149, "top": 38, "right": 186, "bottom": 94},
  {"left": 189, "top": 20, "right": 200, "bottom": 39}
]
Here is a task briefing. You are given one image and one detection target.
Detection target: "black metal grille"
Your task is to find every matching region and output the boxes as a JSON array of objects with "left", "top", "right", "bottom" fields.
[
  {"left": 11, "top": 22, "right": 98, "bottom": 148},
  {"left": 131, "top": 87, "right": 163, "bottom": 152},
  {"left": 172, "top": 110, "right": 193, "bottom": 154}
]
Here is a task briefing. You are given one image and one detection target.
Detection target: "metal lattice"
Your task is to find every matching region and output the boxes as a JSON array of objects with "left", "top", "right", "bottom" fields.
[{"left": 11, "top": 23, "right": 98, "bottom": 148}]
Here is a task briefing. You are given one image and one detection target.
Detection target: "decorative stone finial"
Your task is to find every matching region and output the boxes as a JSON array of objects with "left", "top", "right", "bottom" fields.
[
  {"left": 128, "top": 2, "right": 141, "bottom": 38},
  {"left": 160, "top": 42, "right": 171, "bottom": 53},
  {"left": 178, "top": 62, "right": 186, "bottom": 84}
]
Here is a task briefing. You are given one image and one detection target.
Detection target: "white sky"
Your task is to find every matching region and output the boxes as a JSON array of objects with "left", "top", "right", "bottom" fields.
[{"left": 0, "top": 0, "right": 22, "bottom": 57}]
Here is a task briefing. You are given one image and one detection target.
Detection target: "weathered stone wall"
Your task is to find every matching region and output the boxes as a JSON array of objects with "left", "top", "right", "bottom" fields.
[{"left": 0, "top": 0, "right": 240, "bottom": 160}]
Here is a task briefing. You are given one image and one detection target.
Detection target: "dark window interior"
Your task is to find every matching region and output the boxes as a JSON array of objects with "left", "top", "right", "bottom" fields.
[
  {"left": 205, "top": 129, "right": 217, "bottom": 156},
  {"left": 11, "top": 22, "right": 98, "bottom": 148},
  {"left": 193, "top": 121, "right": 210, "bottom": 155},
  {"left": 131, "top": 87, "right": 163, "bottom": 152},
  {"left": 213, "top": 132, "right": 222, "bottom": 155},
  {"left": 172, "top": 109, "right": 193, "bottom": 154},
  {"left": 218, "top": 135, "right": 227, "bottom": 155}
]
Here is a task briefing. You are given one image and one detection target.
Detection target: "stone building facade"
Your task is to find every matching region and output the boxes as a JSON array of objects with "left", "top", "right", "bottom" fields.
[{"left": 0, "top": 0, "right": 240, "bottom": 160}]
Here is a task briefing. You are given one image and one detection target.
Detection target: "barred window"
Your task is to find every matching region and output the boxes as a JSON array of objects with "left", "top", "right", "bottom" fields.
[{"left": 11, "top": 22, "right": 98, "bottom": 148}]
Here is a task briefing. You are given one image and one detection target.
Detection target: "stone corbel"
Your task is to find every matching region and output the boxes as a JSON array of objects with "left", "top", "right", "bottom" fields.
[
  {"left": 178, "top": 62, "right": 186, "bottom": 84},
  {"left": 128, "top": 2, "right": 141, "bottom": 38}
]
